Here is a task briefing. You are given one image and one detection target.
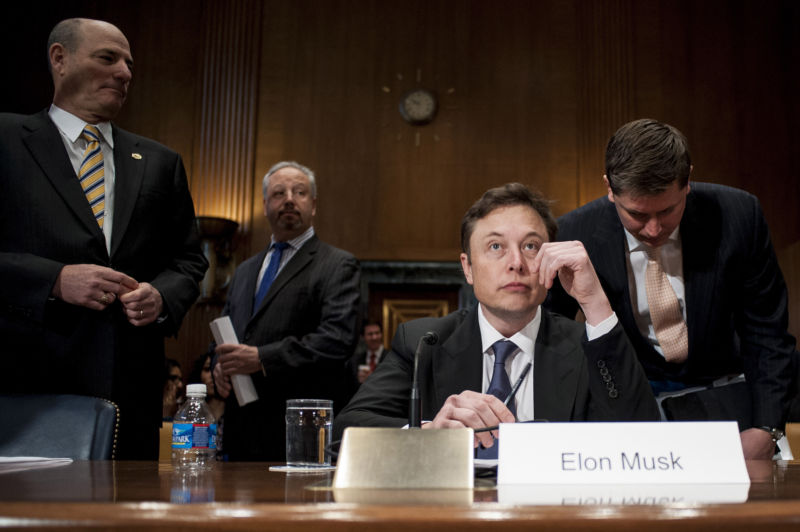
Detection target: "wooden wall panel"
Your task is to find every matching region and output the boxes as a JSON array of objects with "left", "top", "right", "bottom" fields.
[
  {"left": 2, "top": 0, "right": 798, "bottom": 365},
  {"left": 190, "top": 0, "right": 261, "bottom": 231},
  {"left": 253, "top": 0, "right": 581, "bottom": 260}
]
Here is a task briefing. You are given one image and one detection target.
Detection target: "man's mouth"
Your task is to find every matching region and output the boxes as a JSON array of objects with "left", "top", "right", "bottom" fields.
[{"left": 502, "top": 282, "right": 529, "bottom": 292}]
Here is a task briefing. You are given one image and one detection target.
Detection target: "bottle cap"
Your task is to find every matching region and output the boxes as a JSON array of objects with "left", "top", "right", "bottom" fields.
[{"left": 186, "top": 384, "right": 207, "bottom": 396}]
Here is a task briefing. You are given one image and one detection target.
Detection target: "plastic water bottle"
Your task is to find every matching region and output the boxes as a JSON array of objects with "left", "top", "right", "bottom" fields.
[{"left": 172, "top": 384, "right": 217, "bottom": 470}]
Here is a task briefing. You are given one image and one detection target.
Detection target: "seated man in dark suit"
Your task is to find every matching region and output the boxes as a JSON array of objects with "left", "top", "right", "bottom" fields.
[
  {"left": 334, "top": 183, "right": 659, "bottom": 453},
  {"left": 544, "top": 119, "right": 797, "bottom": 459}
]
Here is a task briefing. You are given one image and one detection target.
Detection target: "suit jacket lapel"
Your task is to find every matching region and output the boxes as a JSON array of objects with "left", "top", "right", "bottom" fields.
[
  {"left": 432, "top": 308, "right": 483, "bottom": 408},
  {"left": 249, "top": 236, "right": 319, "bottom": 322},
  {"left": 593, "top": 202, "right": 639, "bottom": 335},
  {"left": 110, "top": 127, "right": 146, "bottom": 257},
  {"left": 679, "top": 188, "right": 717, "bottom": 353},
  {"left": 533, "top": 311, "right": 583, "bottom": 421},
  {"left": 22, "top": 111, "right": 107, "bottom": 245}
]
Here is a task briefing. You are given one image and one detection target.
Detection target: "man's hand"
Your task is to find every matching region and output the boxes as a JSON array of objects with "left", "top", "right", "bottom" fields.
[
  {"left": 212, "top": 362, "right": 232, "bottom": 399},
  {"left": 740, "top": 427, "right": 777, "bottom": 460},
  {"left": 533, "top": 241, "right": 612, "bottom": 325},
  {"left": 119, "top": 282, "right": 163, "bottom": 326},
  {"left": 357, "top": 365, "right": 372, "bottom": 384},
  {"left": 423, "top": 390, "right": 515, "bottom": 449},
  {"left": 215, "top": 343, "right": 262, "bottom": 378},
  {"left": 52, "top": 264, "right": 138, "bottom": 311}
]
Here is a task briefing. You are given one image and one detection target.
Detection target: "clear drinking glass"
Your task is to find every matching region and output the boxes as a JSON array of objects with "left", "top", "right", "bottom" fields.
[{"left": 285, "top": 399, "right": 333, "bottom": 467}]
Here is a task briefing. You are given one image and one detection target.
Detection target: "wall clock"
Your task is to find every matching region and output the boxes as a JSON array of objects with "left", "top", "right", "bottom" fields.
[{"left": 398, "top": 88, "right": 438, "bottom": 126}]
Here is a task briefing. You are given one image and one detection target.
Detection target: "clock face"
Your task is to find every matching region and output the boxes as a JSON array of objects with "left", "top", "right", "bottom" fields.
[{"left": 399, "top": 89, "right": 438, "bottom": 125}]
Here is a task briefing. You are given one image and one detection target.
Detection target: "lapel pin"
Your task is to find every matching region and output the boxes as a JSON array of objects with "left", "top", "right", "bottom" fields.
[{"left": 131, "top": 153, "right": 142, "bottom": 160}]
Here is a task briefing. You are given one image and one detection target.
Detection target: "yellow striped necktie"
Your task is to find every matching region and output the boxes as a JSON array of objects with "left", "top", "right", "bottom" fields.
[{"left": 78, "top": 125, "right": 105, "bottom": 228}]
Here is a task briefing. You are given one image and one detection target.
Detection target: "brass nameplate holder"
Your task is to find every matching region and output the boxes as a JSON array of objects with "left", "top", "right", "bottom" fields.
[{"left": 332, "top": 427, "right": 474, "bottom": 490}]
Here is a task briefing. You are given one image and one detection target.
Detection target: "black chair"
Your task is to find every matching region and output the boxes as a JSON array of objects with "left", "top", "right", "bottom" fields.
[{"left": 0, "top": 394, "right": 118, "bottom": 460}]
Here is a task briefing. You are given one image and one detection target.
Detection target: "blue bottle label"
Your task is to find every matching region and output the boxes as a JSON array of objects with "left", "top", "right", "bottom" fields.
[{"left": 172, "top": 423, "right": 217, "bottom": 450}]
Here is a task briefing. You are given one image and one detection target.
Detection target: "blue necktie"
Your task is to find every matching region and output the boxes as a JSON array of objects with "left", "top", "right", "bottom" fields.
[
  {"left": 476, "top": 339, "right": 518, "bottom": 459},
  {"left": 253, "top": 242, "right": 289, "bottom": 313}
]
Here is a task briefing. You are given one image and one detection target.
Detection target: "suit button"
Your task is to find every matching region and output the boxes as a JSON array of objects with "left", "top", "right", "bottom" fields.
[
  {"left": 597, "top": 360, "right": 606, "bottom": 369},
  {"left": 608, "top": 389, "right": 619, "bottom": 399}
]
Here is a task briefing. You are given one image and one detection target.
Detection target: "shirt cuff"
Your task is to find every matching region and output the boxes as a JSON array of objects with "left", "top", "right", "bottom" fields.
[{"left": 585, "top": 312, "right": 618, "bottom": 341}]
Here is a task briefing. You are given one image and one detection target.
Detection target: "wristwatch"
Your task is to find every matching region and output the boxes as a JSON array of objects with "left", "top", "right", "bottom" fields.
[{"left": 758, "top": 426, "right": 785, "bottom": 442}]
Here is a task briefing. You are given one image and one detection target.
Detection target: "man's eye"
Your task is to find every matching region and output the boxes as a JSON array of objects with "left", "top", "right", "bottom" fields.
[
  {"left": 489, "top": 243, "right": 501, "bottom": 251},
  {"left": 523, "top": 242, "right": 539, "bottom": 251}
]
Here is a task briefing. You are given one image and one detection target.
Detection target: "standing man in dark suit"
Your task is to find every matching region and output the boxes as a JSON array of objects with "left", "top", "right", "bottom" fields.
[
  {"left": 545, "top": 118, "right": 796, "bottom": 459},
  {"left": 334, "top": 183, "right": 658, "bottom": 451},
  {"left": 0, "top": 18, "right": 207, "bottom": 459},
  {"left": 213, "top": 161, "right": 361, "bottom": 461}
]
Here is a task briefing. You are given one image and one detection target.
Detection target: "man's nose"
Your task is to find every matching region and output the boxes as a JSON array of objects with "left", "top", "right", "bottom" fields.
[
  {"left": 642, "top": 217, "right": 662, "bottom": 237},
  {"left": 507, "top": 247, "right": 526, "bottom": 272},
  {"left": 115, "top": 61, "right": 132, "bottom": 82}
]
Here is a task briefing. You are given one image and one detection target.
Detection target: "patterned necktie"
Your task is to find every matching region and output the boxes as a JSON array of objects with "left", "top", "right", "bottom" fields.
[
  {"left": 78, "top": 125, "right": 105, "bottom": 228},
  {"left": 644, "top": 246, "right": 688, "bottom": 363},
  {"left": 368, "top": 351, "right": 377, "bottom": 372},
  {"left": 477, "top": 340, "right": 518, "bottom": 459},
  {"left": 253, "top": 242, "right": 289, "bottom": 313}
]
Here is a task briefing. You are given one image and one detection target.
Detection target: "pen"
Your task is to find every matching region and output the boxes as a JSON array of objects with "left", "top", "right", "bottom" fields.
[
  {"left": 504, "top": 361, "right": 532, "bottom": 407},
  {"left": 475, "top": 419, "right": 549, "bottom": 433},
  {"left": 475, "top": 362, "right": 533, "bottom": 435}
]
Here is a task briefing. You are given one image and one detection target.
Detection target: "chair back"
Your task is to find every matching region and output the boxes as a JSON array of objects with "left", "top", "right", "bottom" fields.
[{"left": 0, "top": 394, "right": 118, "bottom": 460}]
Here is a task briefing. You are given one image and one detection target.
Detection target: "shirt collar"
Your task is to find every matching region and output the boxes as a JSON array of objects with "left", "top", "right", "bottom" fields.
[
  {"left": 477, "top": 304, "right": 540, "bottom": 356},
  {"left": 49, "top": 104, "right": 115, "bottom": 148},
  {"left": 270, "top": 225, "right": 315, "bottom": 251}
]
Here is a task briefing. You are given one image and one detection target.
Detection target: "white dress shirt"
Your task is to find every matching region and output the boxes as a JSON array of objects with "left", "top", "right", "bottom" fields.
[
  {"left": 254, "top": 226, "right": 315, "bottom": 296},
  {"left": 49, "top": 104, "right": 116, "bottom": 252},
  {"left": 623, "top": 228, "right": 686, "bottom": 359},
  {"left": 477, "top": 304, "right": 618, "bottom": 422}
]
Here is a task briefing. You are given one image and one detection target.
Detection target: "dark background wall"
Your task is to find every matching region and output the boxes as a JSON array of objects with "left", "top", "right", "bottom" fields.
[{"left": 3, "top": 0, "right": 798, "bottom": 370}]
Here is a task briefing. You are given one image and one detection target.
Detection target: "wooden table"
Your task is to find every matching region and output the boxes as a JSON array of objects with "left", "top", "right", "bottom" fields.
[{"left": 0, "top": 460, "right": 799, "bottom": 530}]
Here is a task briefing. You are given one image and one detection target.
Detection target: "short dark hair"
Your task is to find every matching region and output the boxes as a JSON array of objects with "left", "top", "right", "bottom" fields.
[
  {"left": 605, "top": 118, "right": 691, "bottom": 196},
  {"left": 363, "top": 319, "right": 382, "bottom": 333},
  {"left": 163, "top": 357, "right": 181, "bottom": 383},
  {"left": 460, "top": 183, "right": 557, "bottom": 257}
]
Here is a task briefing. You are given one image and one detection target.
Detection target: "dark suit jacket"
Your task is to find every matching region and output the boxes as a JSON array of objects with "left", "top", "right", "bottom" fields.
[
  {"left": 0, "top": 110, "right": 207, "bottom": 459},
  {"left": 334, "top": 306, "right": 659, "bottom": 440},
  {"left": 545, "top": 182, "right": 796, "bottom": 429},
  {"left": 221, "top": 235, "right": 360, "bottom": 460}
]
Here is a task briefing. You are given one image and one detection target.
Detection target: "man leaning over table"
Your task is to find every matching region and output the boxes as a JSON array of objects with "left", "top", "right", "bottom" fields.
[
  {"left": 544, "top": 118, "right": 797, "bottom": 459},
  {"left": 334, "top": 183, "right": 659, "bottom": 454}
]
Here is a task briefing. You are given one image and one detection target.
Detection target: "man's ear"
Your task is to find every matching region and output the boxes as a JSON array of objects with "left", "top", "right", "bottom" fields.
[
  {"left": 460, "top": 253, "right": 473, "bottom": 285},
  {"left": 603, "top": 175, "right": 615, "bottom": 203},
  {"left": 49, "top": 43, "right": 66, "bottom": 75}
]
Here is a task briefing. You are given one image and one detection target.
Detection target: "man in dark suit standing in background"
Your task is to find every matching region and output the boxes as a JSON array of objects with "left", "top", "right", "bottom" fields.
[
  {"left": 213, "top": 161, "right": 361, "bottom": 461},
  {"left": 545, "top": 118, "right": 797, "bottom": 459},
  {"left": 347, "top": 319, "right": 387, "bottom": 386},
  {"left": 334, "top": 183, "right": 658, "bottom": 452},
  {"left": 0, "top": 18, "right": 208, "bottom": 459}
]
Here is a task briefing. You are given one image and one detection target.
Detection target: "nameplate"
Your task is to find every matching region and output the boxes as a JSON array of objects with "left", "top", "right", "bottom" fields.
[{"left": 497, "top": 421, "right": 749, "bottom": 485}]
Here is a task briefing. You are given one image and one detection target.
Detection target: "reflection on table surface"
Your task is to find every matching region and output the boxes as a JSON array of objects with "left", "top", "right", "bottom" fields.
[
  {"left": 1, "top": 461, "right": 800, "bottom": 532},
  {"left": 0, "top": 460, "right": 798, "bottom": 505}
]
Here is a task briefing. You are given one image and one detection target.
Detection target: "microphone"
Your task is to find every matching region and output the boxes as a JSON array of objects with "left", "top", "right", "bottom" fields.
[{"left": 409, "top": 331, "right": 438, "bottom": 428}]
